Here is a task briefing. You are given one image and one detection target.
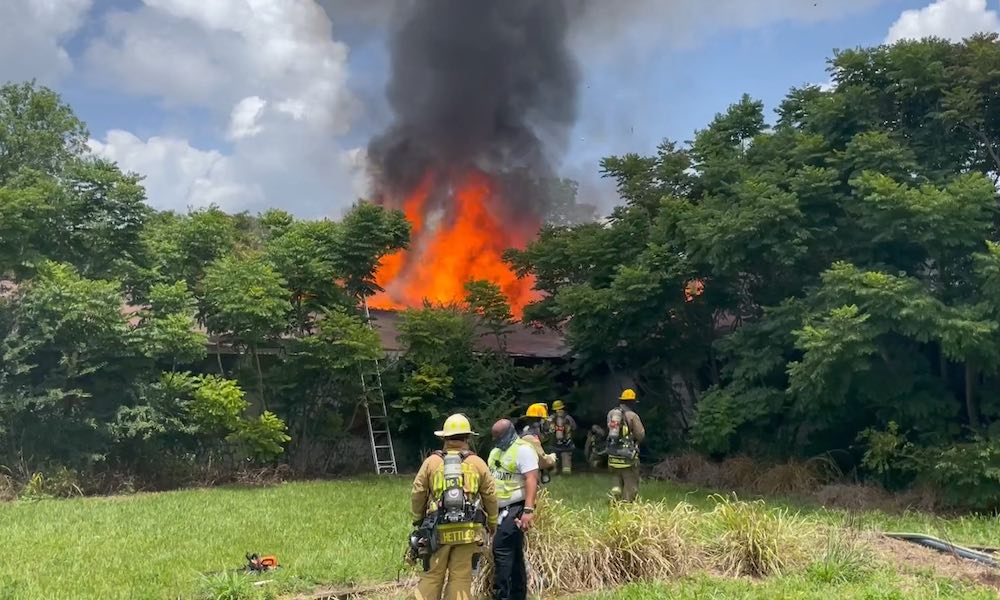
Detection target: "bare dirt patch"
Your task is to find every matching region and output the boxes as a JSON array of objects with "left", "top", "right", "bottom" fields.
[
  {"left": 292, "top": 578, "right": 417, "bottom": 600},
  {"left": 866, "top": 533, "right": 1000, "bottom": 593}
]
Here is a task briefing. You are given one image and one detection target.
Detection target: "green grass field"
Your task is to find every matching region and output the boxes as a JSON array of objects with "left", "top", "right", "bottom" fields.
[{"left": 1, "top": 474, "right": 998, "bottom": 599}]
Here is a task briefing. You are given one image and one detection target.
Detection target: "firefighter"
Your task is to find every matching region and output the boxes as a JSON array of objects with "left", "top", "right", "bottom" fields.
[
  {"left": 521, "top": 403, "right": 557, "bottom": 477},
  {"left": 410, "top": 414, "right": 499, "bottom": 600},
  {"left": 606, "top": 389, "right": 645, "bottom": 502},
  {"left": 584, "top": 424, "right": 607, "bottom": 469},
  {"left": 488, "top": 419, "right": 540, "bottom": 600},
  {"left": 549, "top": 400, "right": 577, "bottom": 474}
]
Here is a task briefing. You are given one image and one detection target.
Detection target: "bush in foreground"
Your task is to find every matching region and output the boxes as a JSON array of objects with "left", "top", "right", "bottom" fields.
[{"left": 472, "top": 492, "right": 818, "bottom": 597}]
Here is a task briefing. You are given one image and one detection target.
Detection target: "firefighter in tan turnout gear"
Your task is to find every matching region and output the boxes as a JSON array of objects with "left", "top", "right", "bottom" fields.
[
  {"left": 606, "top": 389, "right": 645, "bottom": 502},
  {"left": 410, "top": 414, "right": 499, "bottom": 600},
  {"left": 520, "top": 403, "right": 557, "bottom": 480},
  {"left": 549, "top": 400, "right": 577, "bottom": 474}
]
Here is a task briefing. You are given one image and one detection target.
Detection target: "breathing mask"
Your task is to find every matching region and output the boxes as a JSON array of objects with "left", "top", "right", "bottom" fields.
[{"left": 495, "top": 423, "right": 518, "bottom": 450}]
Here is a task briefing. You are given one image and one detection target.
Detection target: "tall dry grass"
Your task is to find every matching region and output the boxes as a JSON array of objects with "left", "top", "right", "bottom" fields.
[
  {"left": 472, "top": 492, "right": 817, "bottom": 596},
  {"left": 650, "top": 452, "right": 934, "bottom": 513},
  {"left": 701, "top": 494, "right": 814, "bottom": 577}
]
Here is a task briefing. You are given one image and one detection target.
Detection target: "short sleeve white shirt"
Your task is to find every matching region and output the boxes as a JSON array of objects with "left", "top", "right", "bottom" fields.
[{"left": 513, "top": 442, "right": 539, "bottom": 474}]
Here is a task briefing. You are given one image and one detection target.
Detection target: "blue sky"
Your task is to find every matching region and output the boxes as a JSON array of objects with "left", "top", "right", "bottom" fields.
[{"left": 2, "top": 0, "right": 997, "bottom": 217}]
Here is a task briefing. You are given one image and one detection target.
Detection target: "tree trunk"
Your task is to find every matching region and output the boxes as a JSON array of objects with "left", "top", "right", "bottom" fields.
[
  {"left": 966, "top": 361, "right": 980, "bottom": 430},
  {"left": 216, "top": 341, "right": 225, "bottom": 375},
  {"left": 708, "top": 347, "right": 721, "bottom": 386},
  {"left": 939, "top": 345, "right": 948, "bottom": 384},
  {"left": 253, "top": 344, "right": 267, "bottom": 411}
]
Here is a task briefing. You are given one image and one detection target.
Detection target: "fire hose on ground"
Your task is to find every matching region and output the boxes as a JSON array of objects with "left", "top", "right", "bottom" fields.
[{"left": 883, "top": 532, "right": 1000, "bottom": 569}]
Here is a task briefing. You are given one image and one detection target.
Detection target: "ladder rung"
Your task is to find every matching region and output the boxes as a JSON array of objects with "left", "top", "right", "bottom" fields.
[{"left": 362, "top": 298, "right": 396, "bottom": 476}]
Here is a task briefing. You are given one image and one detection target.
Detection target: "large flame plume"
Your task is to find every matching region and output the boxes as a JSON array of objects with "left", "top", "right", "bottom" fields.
[
  {"left": 372, "top": 169, "right": 538, "bottom": 316},
  {"left": 366, "top": 0, "right": 579, "bottom": 317}
]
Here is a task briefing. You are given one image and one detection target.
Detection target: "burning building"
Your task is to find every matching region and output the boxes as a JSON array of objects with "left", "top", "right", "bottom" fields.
[{"left": 367, "top": 0, "right": 579, "bottom": 316}]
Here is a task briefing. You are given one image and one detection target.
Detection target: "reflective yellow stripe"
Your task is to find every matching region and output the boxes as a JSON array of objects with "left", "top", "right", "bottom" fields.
[
  {"left": 427, "top": 453, "right": 480, "bottom": 513},
  {"left": 488, "top": 439, "right": 530, "bottom": 505},
  {"left": 437, "top": 524, "right": 478, "bottom": 545}
]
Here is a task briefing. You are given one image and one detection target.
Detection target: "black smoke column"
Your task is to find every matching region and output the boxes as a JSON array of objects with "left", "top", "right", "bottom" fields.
[{"left": 369, "top": 0, "right": 579, "bottom": 212}]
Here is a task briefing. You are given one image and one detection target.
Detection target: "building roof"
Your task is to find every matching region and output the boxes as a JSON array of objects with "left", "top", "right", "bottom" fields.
[{"left": 367, "top": 309, "right": 567, "bottom": 359}]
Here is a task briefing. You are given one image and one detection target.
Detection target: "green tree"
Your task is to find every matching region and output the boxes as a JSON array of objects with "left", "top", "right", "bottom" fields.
[
  {"left": 201, "top": 254, "right": 291, "bottom": 407},
  {"left": 276, "top": 308, "right": 382, "bottom": 470},
  {"left": 56, "top": 159, "right": 150, "bottom": 281},
  {"left": 0, "top": 83, "right": 150, "bottom": 283},
  {"left": 542, "top": 178, "right": 598, "bottom": 226},
  {"left": 464, "top": 279, "right": 514, "bottom": 350},
  {"left": 0, "top": 262, "right": 131, "bottom": 465},
  {"left": 390, "top": 304, "right": 518, "bottom": 450},
  {"left": 334, "top": 202, "right": 410, "bottom": 299},
  {"left": 133, "top": 282, "right": 207, "bottom": 370},
  {"left": 142, "top": 206, "right": 238, "bottom": 289},
  {"left": 264, "top": 219, "right": 346, "bottom": 332},
  {"left": 0, "top": 81, "right": 88, "bottom": 184},
  {"left": 514, "top": 36, "right": 1000, "bottom": 475},
  {"left": 113, "top": 372, "right": 290, "bottom": 469},
  {"left": 0, "top": 182, "right": 56, "bottom": 277}
]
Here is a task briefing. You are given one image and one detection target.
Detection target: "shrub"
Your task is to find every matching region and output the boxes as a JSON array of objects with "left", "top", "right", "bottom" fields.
[
  {"left": 19, "top": 468, "right": 83, "bottom": 500},
  {"left": 805, "top": 530, "right": 873, "bottom": 585},
  {"left": 717, "top": 455, "right": 761, "bottom": 490},
  {"left": 0, "top": 471, "right": 16, "bottom": 501},
  {"left": 753, "top": 461, "right": 823, "bottom": 497},
  {"left": 19, "top": 472, "right": 48, "bottom": 501},
  {"left": 473, "top": 494, "right": 696, "bottom": 597},
  {"left": 603, "top": 500, "right": 697, "bottom": 581},
  {"left": 651, "top": 452, "right": 720, "bottom": 487},
  {"left": 858, "top": 422, "right": 914, "bottom": 474},
  {"left": 228, "top": 411, "right": 291, "bottom": 462},
  {"left": 814, "top": 483, "right": 893, "bottom": 511},
  {"left": 701, "top": 494, "right": 813, "bottom": 577},
  {"left": 918, "top": 438, "right": 1000, "bottom": 512}
]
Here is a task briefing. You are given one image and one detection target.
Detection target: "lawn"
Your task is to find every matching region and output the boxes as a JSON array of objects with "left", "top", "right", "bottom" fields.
[
  {"left": 1, "top": 474, "right": 998, "bottom": 599},
  {"left": 575, "top": 574, "right": 1000, "bottom": 600}
]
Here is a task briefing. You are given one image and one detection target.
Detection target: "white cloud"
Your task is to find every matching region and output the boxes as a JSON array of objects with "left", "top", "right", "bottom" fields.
[
  {"left": 89, "top": 126, "right": 369, "bottom": 218},
  {"left": 0, "top": 0, "right": 92, "bottom": 84},
  {"left": 886, "top": 0, "right": 1000, "bottom": 43},
  {"left": 84, "top": 0, "right": 358, "bottom": 133},
  {"left": 227, "top": 96, "right": 267, "bottom": 140},
  {"left": 88, "top": 130, "right": 261, "bottom": 213},
  {"left": 82, "top": 0, "right": 368, "bottom": 217},
  {"left": 570, "top": 0, "right": 884, "bottom": 58}
]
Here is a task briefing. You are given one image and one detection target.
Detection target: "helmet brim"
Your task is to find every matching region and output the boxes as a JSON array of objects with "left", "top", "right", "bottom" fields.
[{"left": 434, "top": 430, "right": 479, "bottom": 438}]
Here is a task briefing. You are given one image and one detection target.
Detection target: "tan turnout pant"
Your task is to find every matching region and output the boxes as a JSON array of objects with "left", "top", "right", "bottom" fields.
[
  {"left": 415, "top": 543, "right": 478, "bottom": 600},
  {"left": 614, "top": 463, "right": 640, "bottom": 502},
  {"left": 558, "top": 451, "right": 572, "bottom": 474}
]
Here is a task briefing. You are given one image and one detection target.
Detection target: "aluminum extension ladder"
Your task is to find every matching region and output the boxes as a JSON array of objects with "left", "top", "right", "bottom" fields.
[{"left": 360, "top": 299, "right": 398, "bottom": 475}]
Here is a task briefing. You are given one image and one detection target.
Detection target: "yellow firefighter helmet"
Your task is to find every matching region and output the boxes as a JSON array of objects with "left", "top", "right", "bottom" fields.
[{"left": 524, "top": 403, "right": 549, "bottom": 419}]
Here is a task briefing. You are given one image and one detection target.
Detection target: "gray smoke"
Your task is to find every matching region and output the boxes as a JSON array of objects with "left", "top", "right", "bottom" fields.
[{"left": 368, "top": 0, "right": 579, "bottom": 214}]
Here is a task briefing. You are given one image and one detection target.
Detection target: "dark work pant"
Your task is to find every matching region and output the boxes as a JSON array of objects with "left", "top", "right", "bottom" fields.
[{"left": 492, "top": 503, "right": 527, "bottom": 600}]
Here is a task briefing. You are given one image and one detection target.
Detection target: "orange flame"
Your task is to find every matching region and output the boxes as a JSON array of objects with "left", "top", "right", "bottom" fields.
[{"left": 372, "top": 169, "right": 538, "bottom": 317}]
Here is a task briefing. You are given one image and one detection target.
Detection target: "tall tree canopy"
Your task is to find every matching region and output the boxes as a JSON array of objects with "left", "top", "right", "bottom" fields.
[{"left": 509, "top": 35, "right": 1000, "bottom": 477}]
